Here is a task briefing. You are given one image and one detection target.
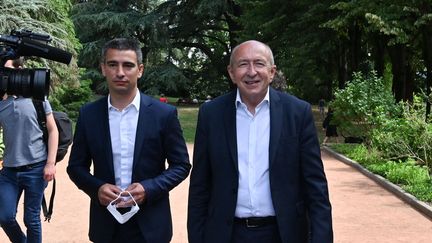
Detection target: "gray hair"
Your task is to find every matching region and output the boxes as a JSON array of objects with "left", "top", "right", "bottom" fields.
[{"left": 229, "top": 40, "right": 274, "bottom": 67}]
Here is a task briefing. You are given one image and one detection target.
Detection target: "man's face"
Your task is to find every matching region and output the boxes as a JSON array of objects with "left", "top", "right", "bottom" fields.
[
  {"left": 227, "top": 41, "right": 276, "bottom": 105},
  {"left": 101, "top": 49, "right": 144, "bottom": 96}
]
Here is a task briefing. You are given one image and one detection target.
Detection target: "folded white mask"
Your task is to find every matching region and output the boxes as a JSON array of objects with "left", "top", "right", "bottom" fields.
[{"left": 106, "top": 191, "right": 140, "bottom": 224}]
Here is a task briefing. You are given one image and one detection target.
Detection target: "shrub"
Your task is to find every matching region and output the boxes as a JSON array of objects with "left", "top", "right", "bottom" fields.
[
  {"left": 403, "top": 183, "right": 432, "bottom": 202},
  {"left": 370, "top": 96, "right": 432, "bottom": 175},
  {"left": 332, "top": 143, "right": 380, "bottom": 165},
  {"left": 331, "top": 71, "right": 399, "bottom": 142},
  {"left": 367, "top": 160, "right": 432, "bottom": 201},
  {"left": 49, "top": 79, "right": 93, "bottom": 120}
]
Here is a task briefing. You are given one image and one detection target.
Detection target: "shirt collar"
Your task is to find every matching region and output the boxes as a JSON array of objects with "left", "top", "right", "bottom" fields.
[
  {"left": 235, "top": 87, "right": 270, "bottom": 109},
  {"left": 107, "top": 89, "right": 141, "bottom": 111}
]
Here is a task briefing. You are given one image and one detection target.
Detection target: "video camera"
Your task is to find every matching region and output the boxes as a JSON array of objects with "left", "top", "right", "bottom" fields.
[{"left": 0, "top": 29, "right": 72, "bottom": 100}]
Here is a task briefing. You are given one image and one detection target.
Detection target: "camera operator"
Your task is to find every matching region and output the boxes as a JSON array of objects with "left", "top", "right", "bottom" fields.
[{"left": 0, "top": 57, "right": 58, "bottom": 243}]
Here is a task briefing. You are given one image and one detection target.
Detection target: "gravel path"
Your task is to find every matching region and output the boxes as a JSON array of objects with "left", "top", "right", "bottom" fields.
[{"left": 1, "top": 145, "right": 431, "bottom": 242}]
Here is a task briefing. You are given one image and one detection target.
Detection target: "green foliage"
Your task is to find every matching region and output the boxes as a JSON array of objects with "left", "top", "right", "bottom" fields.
[
  {"left": 141, "top": 62, "right": 190, "bottom": 96},
  {"left": 370, "top": 96, "right": 432, "bottom": 174},
  {"left": 0, "top": 0, "right": 68, "bottom": 38},
  {"left": 237, "top": 0, "right": 338, "bottom": 101},
  {"left": 331, "top": 71, "right": 399, "bottom": 140},
  {"left": 71, "top": 0, "right": 235, "bottom": 98},
  {"left": 49, "top": 79, "right": 93, "bottom": 120},
  {"left": 403, "top": 183, "right": 432, "bottom": 202},
  {"left": 367, "top": 160, "right": 432, "bottom": 201},
  {"left": 332, "top": 143, "right": 381, "bottom": 165},
  {"left": 331, "top": 143, "right": 432, "bottom": 202}
]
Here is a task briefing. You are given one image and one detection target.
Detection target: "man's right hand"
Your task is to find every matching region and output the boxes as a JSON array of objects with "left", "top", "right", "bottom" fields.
[{"left": 98, "top": 183, "right": 122, "bottom": 206}]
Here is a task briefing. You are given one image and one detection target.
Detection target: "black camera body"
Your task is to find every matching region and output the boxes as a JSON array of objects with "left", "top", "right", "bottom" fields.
[{"left": 0, "top": 30, "right": 72, "bottom": 100}]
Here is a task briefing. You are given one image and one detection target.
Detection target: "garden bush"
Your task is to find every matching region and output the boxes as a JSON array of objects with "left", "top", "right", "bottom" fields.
[
  {"left": 331, "top": 71, "right": 399, "bottom": 142},
  {"left": 49, "top": 79, "right": 93, "bottom": 121},
  {"left": 367, "top": 160, "right": 432, "bottom": 201},
  {"left": 332, "top": 143, "right": 381, "bottom": 166},
  {"left": 331, "top": 143, "right": 432, "bottom": 202},
  {"left": 370, "top": 96, "right": 432, "bottom": 175}
]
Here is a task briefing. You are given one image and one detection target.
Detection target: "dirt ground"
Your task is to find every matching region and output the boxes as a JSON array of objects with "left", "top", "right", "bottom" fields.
[{"left": 1, "top": 145, "right": 431, "bottom": 243}]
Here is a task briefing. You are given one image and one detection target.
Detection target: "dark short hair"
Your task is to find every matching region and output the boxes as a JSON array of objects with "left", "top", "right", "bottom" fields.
[
  {"left": 101, "top": 38, "right": 143, "bottom": 64},
  {"left": 10, "top": 57, "right": 25, "bottom": 68}
]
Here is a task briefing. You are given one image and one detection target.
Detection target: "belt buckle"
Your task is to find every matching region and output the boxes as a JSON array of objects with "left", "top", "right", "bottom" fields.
[{"left": 245, "top": 218, "right": 259, "bottom": 228}]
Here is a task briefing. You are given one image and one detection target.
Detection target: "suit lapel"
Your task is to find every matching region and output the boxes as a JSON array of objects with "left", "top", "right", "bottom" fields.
[
  {"left": 99, "top": 97, "right": 115, "bottom": 174},
  {"left": 269, "top": 88, "right": 282, "bottom": 168},
  {"left": 133, "top": 93, "right": 149, "bottom": 172},
  {"left": 223, "top": 91, "right": 238, "bottom": 172}
]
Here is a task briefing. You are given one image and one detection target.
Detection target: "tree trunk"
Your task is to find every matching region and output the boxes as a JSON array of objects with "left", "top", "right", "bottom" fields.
[
  {"left": 405, "top": 63, "right": 414, "bottom": 102},
  {"left": 421, "top": 3, "right": 432, "bottom": 119},
  {"left": 338, "top": 41, "right": 348, "bottom": 89},
  {"left": 388, "top": 44, "right": 406, "bottom": 102},
  {"left": 348, "top": 23, "right": 362, "bottom": 77},
  {"left": 325, "top": 55, "right": 337, "bottom": 100},
  {"left": 372, "top": 34, "right": 386, "bottom": 77}
]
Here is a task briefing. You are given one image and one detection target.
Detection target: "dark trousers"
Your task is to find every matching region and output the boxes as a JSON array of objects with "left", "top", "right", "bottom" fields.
[
  {"left": 111, "top": 217, "right": 146, "bottom": 243},
  {"left": 231, "top": 222, "right": 282, "bottom": 243}
]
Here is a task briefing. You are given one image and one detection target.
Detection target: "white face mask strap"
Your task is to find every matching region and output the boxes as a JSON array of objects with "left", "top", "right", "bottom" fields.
[
  {"left": 109, "top": 190, "right": 137, "bottom": 206},
  {"left": 110, "top": 192, "right": 122, "bottom": 205},
  {"left": 123, "top": 191, "right": 138, "bottom": 206}
]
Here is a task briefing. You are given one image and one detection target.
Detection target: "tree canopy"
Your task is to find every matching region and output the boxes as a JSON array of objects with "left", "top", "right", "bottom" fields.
[{"left": 55, "top": 0, "right": 432, "bottom": 107}]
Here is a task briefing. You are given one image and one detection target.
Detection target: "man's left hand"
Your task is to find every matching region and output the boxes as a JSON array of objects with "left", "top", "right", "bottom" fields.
[
  {"left": 43, "top": 163, "right": 56, "bottom": 181},
  {"left": 116, "top": 183, "right": 146, "bottom": 207}
]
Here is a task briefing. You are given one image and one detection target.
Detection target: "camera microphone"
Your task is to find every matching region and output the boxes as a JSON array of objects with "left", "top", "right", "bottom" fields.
[{"left": 16, "top": 38, "right": 72, "bottom": 65}]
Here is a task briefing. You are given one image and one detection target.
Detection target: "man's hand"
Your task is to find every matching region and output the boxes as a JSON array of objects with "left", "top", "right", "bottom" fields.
[
  {"left": 116, "top": 183, "right": 146, "bottom": 207},
  {"left": 98, "top": 183, "right": 123, "bottom": 206},
  {"left": 43, "top": 163, "right": 56, "bottom": 181}
]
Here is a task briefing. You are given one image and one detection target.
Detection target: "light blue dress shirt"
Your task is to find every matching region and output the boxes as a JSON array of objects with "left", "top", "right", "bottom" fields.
[
  {"left": 234, "top": 88, "right": 275, "bottom": 218},
  {"left": 108, "top": 91, "right": 140, "bottom": 191}
]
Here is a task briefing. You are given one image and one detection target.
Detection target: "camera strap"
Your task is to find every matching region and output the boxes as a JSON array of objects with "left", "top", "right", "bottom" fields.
[
  {"left": 33, "top": 100, "right": 48, "bottom": 143},
  {"left": 32, "top": 100, "right": 55, "bottom": 222}
]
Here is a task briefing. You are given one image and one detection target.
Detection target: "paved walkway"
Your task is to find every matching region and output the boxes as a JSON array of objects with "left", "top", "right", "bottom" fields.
[{"left": 1, "top": 145, "right": 431, "bottom": 242}]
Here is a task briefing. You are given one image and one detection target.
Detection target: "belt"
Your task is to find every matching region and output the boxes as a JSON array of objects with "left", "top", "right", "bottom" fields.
[
  {"left": 234, "top": 216, "right": 277, "bottom": 228},
  {"left": 7, "top": 161, "right": 45, "bottom": 171}
]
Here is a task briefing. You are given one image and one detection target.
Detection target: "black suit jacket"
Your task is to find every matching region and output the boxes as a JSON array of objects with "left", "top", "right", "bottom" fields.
[
  {"left": 187, "top": 88, "right": 333, "bottom": 243},
  {"left": 67, "top": 93, "right": 191, "bottom": 243}
]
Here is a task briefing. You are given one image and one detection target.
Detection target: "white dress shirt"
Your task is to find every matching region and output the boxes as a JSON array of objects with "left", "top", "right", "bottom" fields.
[
  {"left": 108, "top": 91, "right": 140, "bottom": 191},
  {"left": 234, "top": 88, "right": 275, "bottom": 218}
]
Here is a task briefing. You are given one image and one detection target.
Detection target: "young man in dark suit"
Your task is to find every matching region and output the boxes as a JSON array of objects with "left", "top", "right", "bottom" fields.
[
  {"left": 67, "top": 38, "right": 191, "bottom": 243},
  {"left": 187, "top": 40, "right": 333, "bottom": 243}
]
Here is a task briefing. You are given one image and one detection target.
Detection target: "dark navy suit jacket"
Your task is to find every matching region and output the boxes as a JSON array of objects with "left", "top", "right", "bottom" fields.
[
  {"left": 187, "top": 88, "right": 333, "bottom": 243},
  {"left": 67, "top": 93, "right": 191, "bottom": 243}
]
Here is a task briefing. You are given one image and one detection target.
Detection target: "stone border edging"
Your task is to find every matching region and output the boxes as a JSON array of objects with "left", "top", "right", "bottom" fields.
[{"left": 322, "top": 146, "right": 432, "bottom": 220}]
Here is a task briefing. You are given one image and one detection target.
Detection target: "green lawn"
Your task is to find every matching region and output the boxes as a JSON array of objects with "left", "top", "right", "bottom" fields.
[
  {"left": 178, "top": 107, "right": 199, "bottom": 143},
  {"left": 178, "top": 105, "right": 327, "bottom": 144}
]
